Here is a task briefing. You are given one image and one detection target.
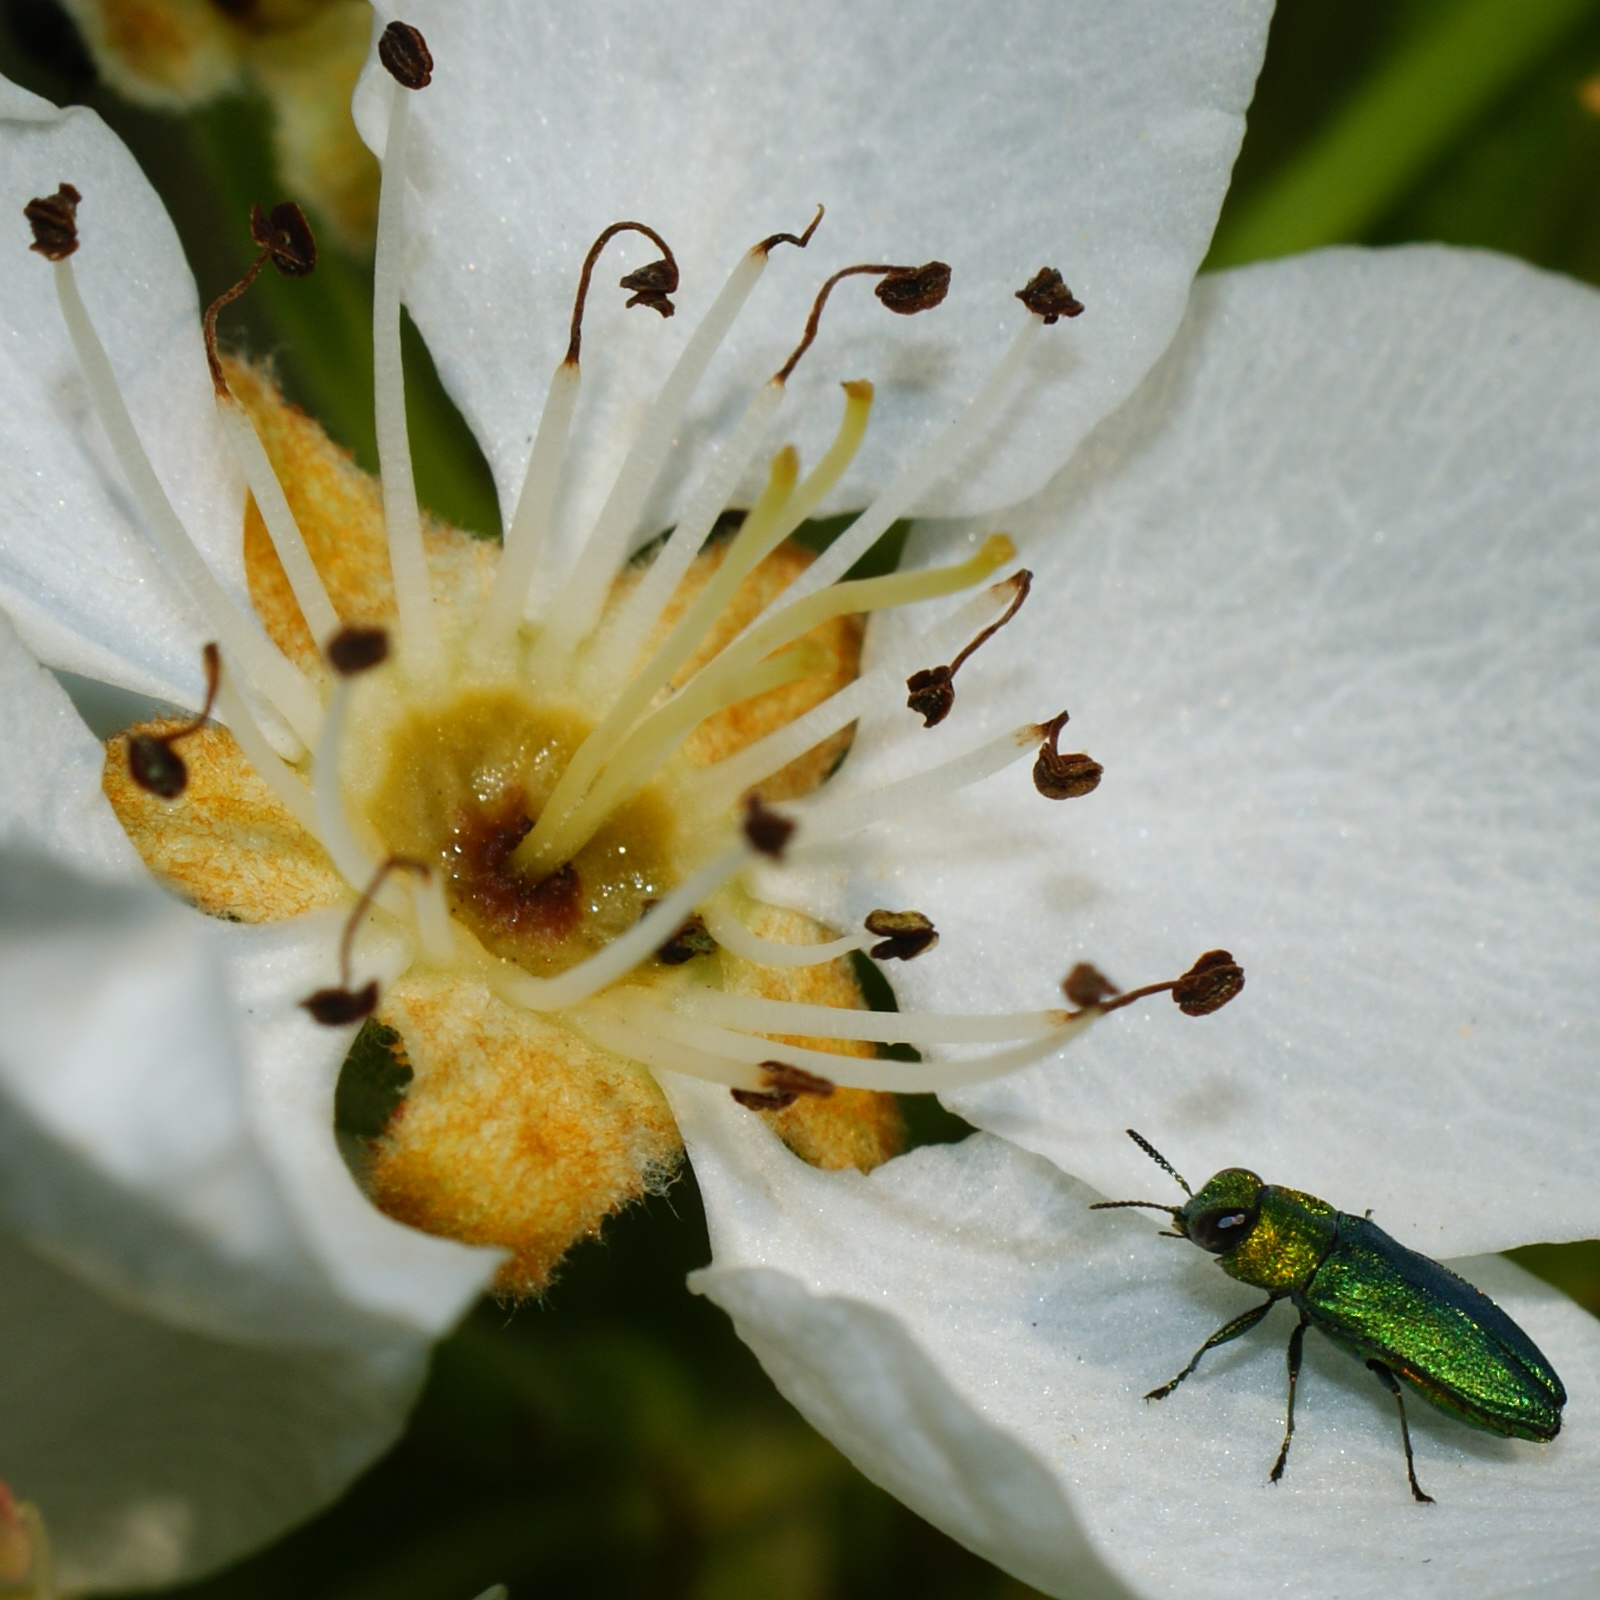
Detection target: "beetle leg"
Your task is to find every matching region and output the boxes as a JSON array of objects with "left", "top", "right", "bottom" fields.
[
  {"left": 1146, "top": 1294, "right": 1278, "bottom": 1401},
  {"left": 1366, "top": 1359, "right": 1436, "bottom": 1504},
  {"left": 1269, "top": 1310, "right": 1312, "bottom": 1483}
]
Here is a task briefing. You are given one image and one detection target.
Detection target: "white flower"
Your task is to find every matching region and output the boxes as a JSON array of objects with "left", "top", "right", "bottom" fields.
[{"left": 1, "top": 6, "right": 1596, "bottom": 1600}]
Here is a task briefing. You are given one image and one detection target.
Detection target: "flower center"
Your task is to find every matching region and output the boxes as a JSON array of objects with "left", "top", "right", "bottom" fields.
[{"left": 350, "top": 681, "right": 681, "bottom": 978}]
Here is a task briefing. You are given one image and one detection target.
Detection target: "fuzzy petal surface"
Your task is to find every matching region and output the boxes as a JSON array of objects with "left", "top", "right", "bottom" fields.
[
  {"left": 353, "top": 0, "right": 1270, "bottom": 548},
  {"left": 0, "top": 77, "right": 247, "bottom": 703},
  {"left": 676, "top": 1084, "right": 1600, "bottom": 1600},
  {"left": 806, "top": 247, "right": 1600, "bottom": 1257}
]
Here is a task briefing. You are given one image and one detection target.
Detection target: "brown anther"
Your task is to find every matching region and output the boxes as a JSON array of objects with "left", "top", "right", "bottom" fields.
[
  {"left": 776, "top": 258, "right": 955, "bottom": 383},
  {"left": 249, "top": 200, "right": 316, "bottom": 277},
  {"left": 656, "top": 912, "right": 716, "bottom": 965},
  {"left": 1033, "top": 711, "right": 1102, "bottom": 800},
  {"left": 732, "top": 1060, "right": 836, "bottom": 1109},
  {"left": 618, "top": 255, "right": 679, "bottom": 318},
  {"left": 1091, "top": 950, "right": 1245, "bottom": 1020},
  {"left": 126, "top": 641, "right": 221, "bottom": 800},
  {"left": 864, "top": 909, "right": 939, "bottom": 962},
  {"left": 326, "top": 625, "right": 391, "bottom": 677},
  {"left": 1062, "top": 962, "right": 1118, "bottom": 1008},
  {"left": 762, "top": 1061, "right": 835, "bottom": 1097},
  {"left": 300, "top": 856, "right": 430, "bottom": 1027},
  {"left": 907, "top": 569, "right": 1032, "bottom": 727},
  {"left": 1015, "top": 267, "right": 1084, "bottom": 325},
  {"left": 1170, "top": 950, "right": 1245, "bottom": 1016},
  {"left": 301, "top": 981, "right": 380, "bottom": 1026},
  {"left": 875, "top": 260, "right": 952, "bottom": 315},
  {"left": 756, "top": 204, "right": 824, "bottom": 257},
  {"left": 378, "top": 20, "right": 433, "bottom": 89},
  {"left": 204, "top": 202, "right": 319, "bottom": 393},
  {"left": 25, "top": 183, "right": 81, "bottom": 260},
  {"left": 565, "top": 221, "right": 680, "bottom": 364},
  {"left": 743, "top": 796, "right": 796, "bottom": 860}
]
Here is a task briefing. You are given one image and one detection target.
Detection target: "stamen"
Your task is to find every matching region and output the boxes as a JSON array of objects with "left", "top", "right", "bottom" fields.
[
  {"left": 1033, "top": 711, "right": 1103, "bottom": 799},
  {"left": 1015, "top": 267, "right": 1085, "bottom": 324},
  {"left": 541, "top": 381, "right": 874, "bottom": 864},
  {"left": 126, "top": 642, "right": 220, "bottom": 799},
  {"left": 863, "top": 909, "right": 939, "bottom": 961},
  {"left": 313, "top": 627, "right": 405, "bottom": 903},
  {"left": 533, "top": 217, "right": 821, "bottom": 675},
  {"left": 373, "top": 24, "right": 442, "bottom": 677},
  {"left": 574, "top": 991, "right": 1098, "bottom": 1093},
  {"left": 31, "top": 189, "right": 322, "bottom": 750},
  {"left": 700, "top": 903, "right": 938, "bottom": 970},
  {"left": 521, "top": 636, "right": 823, "bottom": 872},
  {"left": 699, "top": 897, "right": 866, "bottom": 968},
  {"left": 300, "top": 854, "right": 428, "bottom": 1025},
  {"left": 471, "top": 358, "right": 580, "bottom": 656},
  {"left": 742, "top": 795, "right": 796, "bottom": 859},
  {"left": 670, "top": 988, "right": 1062, "bottom": 1046},
  {"left": 774, "top": 260, "right": 951, "bottom": 383},
  {"left": 201, "top": 201, "right": 317, "bottom": 395},
  {"left": 771, "top": 270, "right": 1079, "bottom": 608},
  {"left": 24, "top": 182, "right": 80, "bottom": 259},
  {"left": 203, "top": 202, "right": 341, "bottom": 649},
  {"left": 211, "top": 659, "right": 320, "bottom": 834},
  {"left": 697, "top": 574, "right": 1032, "bottom": 807},
  {"left": 584, "top": 210, "right": 830, "bottom": 679},
  {"left": 730, "top": 1061, "right": 835, "bottom": 1112},
  {"left": 521, "top": 538, "right": 1015, "bottom": 870},
  {"left": 1076, "top": 950, "right": 1246, "bottom": 1018},
  {"left": 566, "top": 221, "right": 680, "bottom": 365},
  {"left": 791, "top": 718, "right": 1047, "bottom": 846},
  {"left": 377, "top": 19, "right": 433, "bottom": 88},
  {"left": 906, "top": 568, "right": 1032, "bottom": 727}
]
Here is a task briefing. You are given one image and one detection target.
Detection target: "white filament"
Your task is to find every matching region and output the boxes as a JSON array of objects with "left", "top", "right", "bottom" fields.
[
  {"left": 579, "top": 993, "right": 1096, "bottom": 1093},
  {"left": 311, "top": 678, "right": 406, "bottom": 914},
  {"left": 671, "top": 987, "right": 1062, "bottom": 1045},
  {"left": 699, "top": 898, "right": 865, "bottom": 968},
  {"left": 52, "top": 259, "right": 321, "bottom": 750},
  {"left": 215, "top": 395, "right": 341, "bottom": 647},
  {"left": 212, "top": 667, "right": 319, "bottom": 835},
  {"left": 410, "top": 869, "right": 457, "bottom": 966},
  {"left": 575, "top": 379, "right": 785, "bottom": 685},
  {"left": 541, "top": 247, "right": 772, "bottom": 658},
  {"left": 474, "top": 359, "right": 580, "bottom": 656},
  {"left": 776, "top": 315, "right": 1042, "bottom": 605},
  {"left": 791, "top": 721, "right": 1041, "bottom": 846},
  {"left": 373, "top": 84, "right": 443, "bottom": 678},
  {"left": 698, "top": 575, "right": 1029, "bottom": 806}
]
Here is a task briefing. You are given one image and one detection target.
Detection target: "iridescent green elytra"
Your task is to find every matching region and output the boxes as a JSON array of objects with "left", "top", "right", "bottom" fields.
[{"left": 1093, "top": 1130, "right": 1566, "bottom": 1502}]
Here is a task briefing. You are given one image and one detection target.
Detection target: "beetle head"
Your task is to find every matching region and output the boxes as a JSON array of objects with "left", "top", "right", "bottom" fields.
[{"left": 1175, "top": 1168, "right": 1265, "bottom": 1255}]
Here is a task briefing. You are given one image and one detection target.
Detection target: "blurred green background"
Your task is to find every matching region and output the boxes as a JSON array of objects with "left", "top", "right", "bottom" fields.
[{"left": 2, "top": 0, "right": 1598, "bottom": 1595}]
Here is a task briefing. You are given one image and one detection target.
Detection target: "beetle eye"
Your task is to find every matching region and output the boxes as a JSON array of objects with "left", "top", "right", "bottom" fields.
[{"left": 1189, "top": 1206, "right": 1258, "bottom": 1254}]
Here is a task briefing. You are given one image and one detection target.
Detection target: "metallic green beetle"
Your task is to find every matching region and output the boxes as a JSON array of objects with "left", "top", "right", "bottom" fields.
[{"left": 1093, "top": 1130, "right": 1566, "bottom": 1502}]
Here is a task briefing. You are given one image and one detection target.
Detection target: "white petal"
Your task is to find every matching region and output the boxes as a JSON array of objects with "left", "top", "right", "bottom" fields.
[
  {"left": 0, "top": 1221, "right": 425, "bottom": 1592},
  {"left": 0, "top": 600, "right": 141, "bottom": 877},
  {"left": 0, "top": 80, "right": 247, "bottom": 702},
  {"left": 810, "top": 247, "right": 1600, "bottom": 1256},
  {"left": 0, "top": 851, "right": 498, "bottom": 1348},
  {"left": 676, "top": 1087, "right": 1600, "bottom": 1600},
  {"left": 354, "top": 0, "right": 1269, "bottom": 547}
]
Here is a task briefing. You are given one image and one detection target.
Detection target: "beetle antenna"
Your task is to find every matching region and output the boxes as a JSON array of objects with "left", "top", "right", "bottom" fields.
[
  {"left": 1126, "top": 1128, "right": 1193, "bottom": 1195},
  {"left": 1087, "top": 1198, "right": 1181, "bottom": 1215}
]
